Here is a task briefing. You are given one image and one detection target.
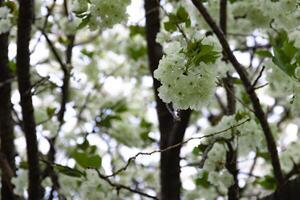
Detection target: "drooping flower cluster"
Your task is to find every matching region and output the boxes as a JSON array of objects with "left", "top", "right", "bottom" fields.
[
  {"left": 154, "top": 37, "right": 220, "bottom": 110},
  {"left": 202, "top": 142, "right": 227, "bottom": 171},
  {"left": 72, "top": 0, "right": 130, "bottom": 30},
  {"left": 0, "top": 6, "right": 12, "bottom": 34},
  {"left": 207, "top": 170, "right": 234, "bottom": 194},
  {"left": 201, "top": 143, "right": 234, "bottom": 195}
]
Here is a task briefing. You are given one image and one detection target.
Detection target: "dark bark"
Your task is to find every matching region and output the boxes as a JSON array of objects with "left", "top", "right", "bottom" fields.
[
  {"left": 162, "top": 110, "right": 191, "bottom": 200},
  {"left": 0, "top": 30, "right": 16, "bottom": 199},
  {"left": 144, "top": 1, "right": 191, "bottom": 199},
  {"left": 48, "top": 34, "right": 74, "bottom": 200},
  {"left": 219, "top": 0, "right": 227, "bottom": 35},
  {"left": 262, "top": 176, "right": 300, "bottom": 200},
  {"left": 57, "top": 34, "right": 74, "bottom": 125},
  {"left": 223, "top": 75, "right": 236, "bottom": 115},
  {"left": 16, "top": 0, "right": 42, "bottom": 199},
  {"left": 219, "top": 1, "right": 238, "bottom": 198},
  {"left": 225, "top": 142, "right": 239, "bottom": 200},
  {"left": 191, "top": 0, "right": 284, "bottom": 185},
  {"left": 0, "top": 153, "right": 15, "bottom": 199}
]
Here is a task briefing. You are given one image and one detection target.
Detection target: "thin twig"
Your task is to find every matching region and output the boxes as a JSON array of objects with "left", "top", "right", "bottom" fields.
[
  {"left": 233, "top": 44, "right": 271, "bottom": 52},
  {"left": 95, "top": 169, "right": 158, "bottom": 200},
  {"left": 253, "top": 83, "right": 268, "bottom": 91},
  {"left": 215, "top": 92, "right": 227, "bottom": 114},
  {"left": 41, "top": 30, "right": 67, "bottom": 71},
  {"left": 220, "top": 79, "right": 255, "bottom": 113},
  {"left": 105, "top": 118, "right": 250, "bottom": 178},
  {"left": 252, "top": 66, "right": 265, "bottom": 88},
  {"left": 31, "top": 0, "right": 57, "bottom": 55}
]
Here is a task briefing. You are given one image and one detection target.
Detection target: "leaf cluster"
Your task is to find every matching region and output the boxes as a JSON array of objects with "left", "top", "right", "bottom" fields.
[
  {"left": 164, "top": 6, "right": 191, "bottom": 32},
  {"left": 271, "top": 30, "right": 300, "bottom": 80}
]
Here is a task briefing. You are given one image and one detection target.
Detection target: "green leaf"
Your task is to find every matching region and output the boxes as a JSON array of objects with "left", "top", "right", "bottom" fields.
[
  {"left": 88, "top": 145, "right": 98, "bottom": 154},
  {"left": 19, "top": 161, "right": 28, "bottom": 169},
  {"left": 185, "top": 40, "right": 220, "bottom": 67},
  {"left": 2, "top": 1, "right": 17, "bottom": 13},
  {"left": 257, "top": 151, "right": 270, "bottom": 161},
  {"left": 71, "top": 151, "right": 102, "bottom": 169},
  {"left": 255, "top": 50, "right": 273, "bottom": 58},
  {"left": 194, "top": 45, "right": 219, "bottom": 64},
  {"left": 77, "top": 139, "right": 90, "bottom": 151},
  {"left": 241, "top": 91, "right": 250, "bottom": 105},
  {"left": 163, "top": 6, "right": 191, "bottom": 33},
  {"left": 58, "top": 36, "right": 69, "bottom": 45},
  {"left": 192, "top": 144, "right": 208, "bottom": 156},
  {"left": 192, "top": 146, "right": 200, "bottom": 155},
  {"left": 74, "top": 11, "right": 88, "bottom": 18},
  {"left": 140, "top": 118, "right": 150, "bottom": 127},
  {"left": 140, "top": 131, "right": 149, "bottom": 141},
  {"left": 88, "top": 155, "right": 102, "bottom": 168},
  {"left": 271, "top": 30, "right": 300, "bottom": 78},
  {"left": 185, "top": 19, "right": 191, "bottom": 28},
  {"left": 164, "top": 21, "right": 177, "bottom": 32},
  {"left": 46, "top": 107, "right": 56, "bottom": 118},
  {"left": 235, "top": 111, "right": 248, "bottom": 121},
  {"left": 8, "top": 61, "right": 16, "bottom": 74},
  {"left": 129, "top": 25, "right": 145, "bottom": 37},
  {"left": 71, "top": 152, "right": 89, "bottom": 168},
  {"left": 97, "top": 115, "right": 121, "bottom": 128},
  {"left": 77, "top": 15, "right": 91, "bottom": 30},
  {"left": 197, "top": 144, "right": 208, "bottom": 152},
  {"left": 81, "top": 48, "right": 94, "bottom": 58},
  {"left": 176, "top": 6, "right": 189, "bottom": 22},
  {"left": 108, "top": 99, "right": 128, "bottom": 113},
  {"left": 255, "top": 175, "right": 276, "bottom": 190},
  {"left": 54, "top": 164, "right": 85, "bottom": 178},
  {"left": 232, "top": 77, "right": 242, "bottom": 85},
  {"left": 127, "top": 46, "right": 147, "bottom": 60},
  {"left": 195, "top": 172, "right": 210, "bottom": 188}
]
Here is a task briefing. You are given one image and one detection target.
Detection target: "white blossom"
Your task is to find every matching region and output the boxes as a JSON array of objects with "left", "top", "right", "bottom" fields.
[
  {"left": 0, "top": 18, "right": 11, "bottom": 34},
  {"left": 0, "top": 7, "right": 9, "bottom": 18},
  {"left": 154, "top": 40, "right": 217, "bottom": 110}
]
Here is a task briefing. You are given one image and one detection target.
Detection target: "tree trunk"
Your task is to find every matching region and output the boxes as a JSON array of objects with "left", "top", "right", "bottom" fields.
[
  {"left": 0, "top": 30, "right": 16, "bottom": 200},
  {"left": 16, "top": 0, "right": 42, "bottom": 198},
  {"left": 144, "top": 1, "right": 191, "bottom": 199}
]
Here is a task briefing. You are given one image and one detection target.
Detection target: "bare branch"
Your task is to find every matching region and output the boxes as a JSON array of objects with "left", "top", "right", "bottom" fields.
[
  {"left": 104, "top": 118, "right": 250, "bottom": 178},
  {"left": 190, "top": 0, "right": 284, "bottom": 185},
  {"left": 95, "top": 169, "right": 159, "bottom": 200},
  {"left": 252, "top": 66, "right": 265, "bottom": 89}
]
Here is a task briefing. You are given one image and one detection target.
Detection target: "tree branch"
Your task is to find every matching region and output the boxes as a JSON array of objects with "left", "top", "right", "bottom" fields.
[
  {"left": 251, "top": 66, "right": 265, "bottom": 89},
  {"left": 223, "top": 74, "right": 236, "bottom": 115},
  {"left": 190, "top": 0, "right": 284, "bottom": 185},
  {"left": 220, "top": 0, "right": 227, "bottom": 35},
  {"left": 95, "top": 169, "right": 158, "bottom": 200},
  {"left": 104, "top": 118, "right": 249, "bottom": 178}
]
